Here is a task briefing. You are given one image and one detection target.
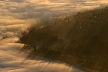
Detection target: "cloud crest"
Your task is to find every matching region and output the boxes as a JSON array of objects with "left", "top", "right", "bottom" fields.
[{"left": 1, "top": 0, "right": 108, "bottom": 38}]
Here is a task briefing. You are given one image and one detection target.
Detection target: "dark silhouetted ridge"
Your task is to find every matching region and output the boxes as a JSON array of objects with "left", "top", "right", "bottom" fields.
[{"left": 19, "top": 7, "right": 108, "bottom": 72}]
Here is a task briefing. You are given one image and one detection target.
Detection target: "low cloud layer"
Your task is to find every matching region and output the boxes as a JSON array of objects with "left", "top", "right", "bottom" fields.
[
  {"left": 0, "top": 43, "right": 83, "bottom": 72},
  {"left": 0, "top": 0, "right": 108, "bottom": 38}
]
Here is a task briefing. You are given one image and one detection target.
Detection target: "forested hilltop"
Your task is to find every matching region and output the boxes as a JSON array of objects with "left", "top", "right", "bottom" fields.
[{"left": 19, "top": 7, "right": 108, "bottom": 72}]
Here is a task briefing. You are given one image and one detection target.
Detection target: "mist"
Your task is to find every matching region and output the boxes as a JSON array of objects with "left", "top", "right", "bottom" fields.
[{"left": 0, "top": 0, "right": 108, "bottom": 72}]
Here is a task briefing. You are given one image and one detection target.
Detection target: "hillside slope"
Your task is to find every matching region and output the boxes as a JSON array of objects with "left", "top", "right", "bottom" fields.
[{"left": 19, "top": 7, "right": 108, "bottom": 71}]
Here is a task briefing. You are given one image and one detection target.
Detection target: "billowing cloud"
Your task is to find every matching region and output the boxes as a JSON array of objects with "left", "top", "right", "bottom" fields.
[
  {"left": 1, "top": 0, "right": 108, "bottom": 21},
  {"left": 0, "top": 43, "right": 83, "bottom": 72}
]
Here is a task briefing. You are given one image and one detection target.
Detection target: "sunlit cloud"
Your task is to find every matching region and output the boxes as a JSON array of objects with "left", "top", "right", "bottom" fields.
[{"left": 0, "top": 43, "right": 81, "bottom": 72}]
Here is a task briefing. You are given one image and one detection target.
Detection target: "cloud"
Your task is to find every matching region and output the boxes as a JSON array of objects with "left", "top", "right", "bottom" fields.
[
  {"left": 0, "top": 43, "right": 83, "bottom": 72},
  {"left": 9, "top": 0, "right": 25, "bottom": 2},
  {"left": 1, "top": 0, "right": 108, "bottom": 21}
]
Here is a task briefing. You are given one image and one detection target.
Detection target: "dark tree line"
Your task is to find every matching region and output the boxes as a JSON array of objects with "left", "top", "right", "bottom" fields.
[{"left": 19, "top": 7, "right": 108, "bottom": 72}]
